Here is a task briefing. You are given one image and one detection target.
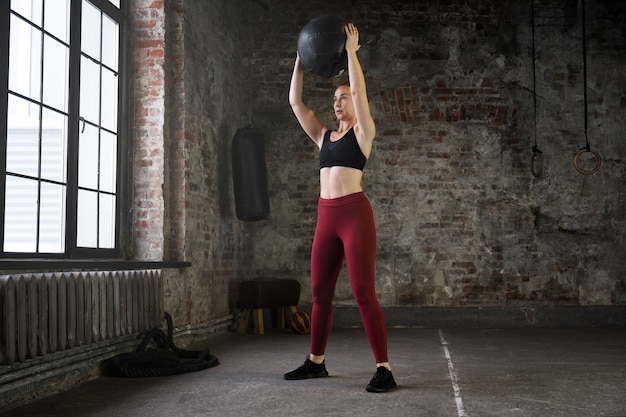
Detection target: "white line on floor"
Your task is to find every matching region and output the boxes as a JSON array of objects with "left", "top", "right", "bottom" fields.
[{"left": 439, "top": 329, "right": 468, "bottom": 417}]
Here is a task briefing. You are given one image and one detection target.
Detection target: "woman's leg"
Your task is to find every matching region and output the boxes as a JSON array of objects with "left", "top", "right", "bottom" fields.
[
  {"left": 337, "top": 194, "right": 389, "bottom": 364},
  {"left": 309, "top": 200, "right": 344, "bottom": 357}
]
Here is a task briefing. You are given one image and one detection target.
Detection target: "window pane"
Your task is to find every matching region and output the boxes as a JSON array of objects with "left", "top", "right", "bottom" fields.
[
  {"left": 42, "top": 35, "right": 69, "bottom": 112},
  {"left": 3, "top": 176, "right": 38, "bottom": 253},
  {"left": 100, "top": 131, "right": 117, "bottom": 193},
  {"left": 81, "top": 1, "right": 101, "bottom": 60},
  {"left": 99, "top": 194, "right": 115, "bottom": 248},
  {"left": 6, "top": 94, "right": 40, "bottom": 178},
  {"left": 11, "top": 0, "right": 43, "bottom": 27},
  {"left": 39, "top": 182, "right": 66, "bottom": 253},
  {"left": 78, "top": 123, "right": 99, "bottom": 189},
  {"left": 80, "top": 56, "right": 100, "bottom": 124},
  {"left": 108, "top": 0, "right": 121, "bottom": 8},
  {"left": 44, "top": 0, "right": 70, "bottom": 43},
  {"left": 76, "top": 189, "right": 97, "bottom": 247},
  {"left": 102, "top": 14, "right": 119, "bottom": 71},
  {"left": 41, "top": 108, "right": 67, "bottom": 183},
  {"left": 9, "top": 15, "right": 42, "bottom": 102},
  {"left": 101, "top": 67, "right": 117, "bottom": 131}
]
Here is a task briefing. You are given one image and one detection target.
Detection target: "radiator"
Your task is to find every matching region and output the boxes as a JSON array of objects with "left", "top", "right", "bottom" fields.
[{"left": 0, "top": 270, "right": 162, "bottom": 366}]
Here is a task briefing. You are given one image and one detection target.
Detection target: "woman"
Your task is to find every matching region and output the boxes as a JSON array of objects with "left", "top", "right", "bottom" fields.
[{"left": 283, "top": 22, "right": 396, "bottom": 393}]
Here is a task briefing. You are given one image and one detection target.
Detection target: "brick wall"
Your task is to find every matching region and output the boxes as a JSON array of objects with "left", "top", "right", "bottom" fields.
[
  {"left": 133, "top": 0, "right": 166, "bottom": 261},
  {"left": 242, "top": 0, "right": 626, "bottom": 307},
  {"left": 133, "top": 0, "right": 625, "bottom": 329},
  {"left": 132, "top": 0, "right": 250, "bottom": 325}
]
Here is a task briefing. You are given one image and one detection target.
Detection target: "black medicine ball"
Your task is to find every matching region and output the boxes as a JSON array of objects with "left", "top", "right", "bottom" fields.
[{"left": 297, "top": 14, "right": 348, "bottom": 78}]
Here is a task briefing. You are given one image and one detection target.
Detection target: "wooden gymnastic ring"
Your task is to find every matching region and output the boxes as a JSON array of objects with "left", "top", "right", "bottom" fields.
[
  {"left": 530, "top": 150, "right": 543, "bottom": 178},
  {"left": 573, "top": 148, "right": 601, "bottom": 175}
]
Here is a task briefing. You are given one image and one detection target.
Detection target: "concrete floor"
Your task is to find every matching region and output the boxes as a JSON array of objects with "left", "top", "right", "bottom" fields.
[{"left": 1, "top": 327, "right": 625, "bottom": 417}]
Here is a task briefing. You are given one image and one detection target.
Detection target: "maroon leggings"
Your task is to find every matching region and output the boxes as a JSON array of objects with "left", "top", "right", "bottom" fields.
[{"left": 310, "top": 192, "right": 388, "bottom": 363}]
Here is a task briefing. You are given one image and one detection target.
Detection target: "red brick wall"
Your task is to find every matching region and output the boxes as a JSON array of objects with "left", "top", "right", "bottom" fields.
[
  {"left": 132, "top": 0, "right": 250, "bottom": 324},
  {"left": 133, "top": 0, "right": 166, "bottom": 261}
]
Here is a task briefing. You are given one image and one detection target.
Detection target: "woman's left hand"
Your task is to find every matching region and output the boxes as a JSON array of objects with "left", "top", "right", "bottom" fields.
[{"left": 345, "top": 23, "right": 361, "bottom": 53}]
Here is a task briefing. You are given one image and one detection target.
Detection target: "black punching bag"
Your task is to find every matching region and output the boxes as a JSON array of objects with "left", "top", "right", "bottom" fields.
[{"left": 231, "top": 127, "right": 270, "bottom": 221}]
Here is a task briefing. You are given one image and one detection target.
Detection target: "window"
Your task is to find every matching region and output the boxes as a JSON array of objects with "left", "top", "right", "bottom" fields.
[{"left": 1, "top": 0, "right": 124, "bottom": 258}]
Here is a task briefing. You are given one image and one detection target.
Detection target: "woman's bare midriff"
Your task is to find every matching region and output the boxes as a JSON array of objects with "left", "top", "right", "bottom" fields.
[{"left": 319, "top": 166, "right": 363, "bottom": 199}]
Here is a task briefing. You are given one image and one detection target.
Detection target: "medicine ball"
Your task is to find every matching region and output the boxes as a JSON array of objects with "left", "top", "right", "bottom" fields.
[
  {"left": 297, "top": 14, "right": 348, "bottom": 78},
  {"left": 289, "top": 311, "right": 311, "bottom": 334}
]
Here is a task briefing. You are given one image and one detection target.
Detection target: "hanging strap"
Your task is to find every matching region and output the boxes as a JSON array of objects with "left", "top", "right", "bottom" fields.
[
  {"left": 581, "top": 0, "right": 589, "bottom": 150},
  {"left": 530, "top": 0, "right": 543, "bottom": 178}
]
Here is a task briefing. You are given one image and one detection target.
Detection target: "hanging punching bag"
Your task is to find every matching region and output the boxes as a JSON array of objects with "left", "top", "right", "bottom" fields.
[{"left": 231, "top": 127, "right": 270, "bottom": 221}]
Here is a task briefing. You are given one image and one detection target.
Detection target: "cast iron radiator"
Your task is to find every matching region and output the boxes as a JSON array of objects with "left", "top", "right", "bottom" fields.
[{"left": 0, "top": 270, "right": 162, "bottom": 365}]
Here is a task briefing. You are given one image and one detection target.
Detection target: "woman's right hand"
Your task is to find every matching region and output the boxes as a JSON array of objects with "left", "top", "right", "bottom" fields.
[{"left": 344, "top": 23, "right": 361, "bottom": 54}]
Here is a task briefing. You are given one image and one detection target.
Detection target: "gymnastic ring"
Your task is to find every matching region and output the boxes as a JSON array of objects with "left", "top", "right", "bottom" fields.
[
  {"left": 573, "top": 147, "right": 601, "bottom": 175},
  {"left": 530, "top": 150, "right": 543, "bottom": 178}
]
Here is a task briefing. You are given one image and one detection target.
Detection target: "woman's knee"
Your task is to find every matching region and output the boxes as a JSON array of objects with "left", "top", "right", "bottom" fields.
[
  {"left": 352, "top": 283, "right": 378, "bottom": 306},
  {"left": 312, "top": 284, "right": 334, "bottom": 306}
]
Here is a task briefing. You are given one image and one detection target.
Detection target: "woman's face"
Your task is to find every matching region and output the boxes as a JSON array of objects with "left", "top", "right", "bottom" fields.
[{"left": 333, "top": 85, "right": 353, "bottom": 121}]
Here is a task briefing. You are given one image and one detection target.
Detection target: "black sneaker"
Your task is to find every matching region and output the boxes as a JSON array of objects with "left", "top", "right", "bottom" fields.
[
  {"left": 284, "top": 358, "right": 329, "bottom": 380},
  {"left": 366, "top": 366, "right": 397, "bottom": 393}
]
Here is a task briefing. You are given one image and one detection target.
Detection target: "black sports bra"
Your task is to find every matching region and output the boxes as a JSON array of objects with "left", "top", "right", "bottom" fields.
[{"left": 319, "top": 128, "right": 367, "bottom": 171}]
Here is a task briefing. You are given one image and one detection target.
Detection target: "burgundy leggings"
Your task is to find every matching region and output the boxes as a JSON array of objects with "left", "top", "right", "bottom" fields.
[{"left": 310, "top": 192, "right": 388, "bottom": 363}]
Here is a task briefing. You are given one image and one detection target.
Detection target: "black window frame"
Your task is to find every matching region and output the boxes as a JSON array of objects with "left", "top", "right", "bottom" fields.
[{"left": 0, "top": 0, "right": 129, "bottom": 260}]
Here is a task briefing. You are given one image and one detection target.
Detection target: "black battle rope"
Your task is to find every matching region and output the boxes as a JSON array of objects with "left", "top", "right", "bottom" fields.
[
  {"left": 103, "top": 312, "right": 219, "bottom": 378},
  {"left": 574, "top": 0, "right": 601, "bottom": 175},
  {"left": 530, "top": 0, "right": 543, "bottom": 177}
]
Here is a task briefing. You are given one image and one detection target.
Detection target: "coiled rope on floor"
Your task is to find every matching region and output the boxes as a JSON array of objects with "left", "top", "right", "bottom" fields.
[{"left": 103, "top": 312, "right": 219, "bottom": 378}]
